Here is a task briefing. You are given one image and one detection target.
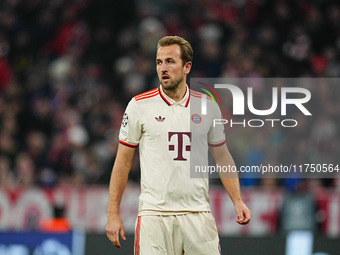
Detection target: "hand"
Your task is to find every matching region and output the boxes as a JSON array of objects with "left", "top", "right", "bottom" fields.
[
  {"left": 234, "top": 200, "right": 251, "bottom": 225},
  {"left": 106, "top": 214, "right": 126, "bottom": 248}
]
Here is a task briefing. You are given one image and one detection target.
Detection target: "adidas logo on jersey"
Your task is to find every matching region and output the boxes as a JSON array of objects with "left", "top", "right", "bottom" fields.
[{"left": 155, "top": 116, "right": 165, "bottom": 122}]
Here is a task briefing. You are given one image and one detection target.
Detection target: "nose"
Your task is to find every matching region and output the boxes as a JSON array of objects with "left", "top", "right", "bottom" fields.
[{"left": 160, "top": 63, "right": 167, "bottom": 72}]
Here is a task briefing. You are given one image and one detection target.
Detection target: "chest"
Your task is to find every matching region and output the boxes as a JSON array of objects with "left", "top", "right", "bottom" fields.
[
  {"left": 140, "top": 104, "right": 212, "bottom": 141},
  {"left": 142, "top": 105, "right": 189, "bottom": 135}
]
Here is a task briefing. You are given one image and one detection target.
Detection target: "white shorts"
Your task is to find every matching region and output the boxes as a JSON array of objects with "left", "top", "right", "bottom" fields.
[{"left": 134, "top": 212, "right": 221, "bottom": 255}]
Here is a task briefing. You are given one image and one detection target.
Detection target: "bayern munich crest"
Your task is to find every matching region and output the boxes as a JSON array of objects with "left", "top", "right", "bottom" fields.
[{"left": 191, "top": 114, "right": 201, "bottom": 124}]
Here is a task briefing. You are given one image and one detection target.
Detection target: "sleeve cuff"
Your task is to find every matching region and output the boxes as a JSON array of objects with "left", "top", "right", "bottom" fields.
[
  {"left": 119, "top": 140, "right": 138, "bottom": 148},
  {"left": 208, "top": 139, "right": 226, "bottom": 147}
]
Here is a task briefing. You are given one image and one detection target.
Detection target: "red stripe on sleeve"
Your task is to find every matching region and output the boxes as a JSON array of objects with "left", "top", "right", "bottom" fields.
[
  {"left": 208, "top": 139, "right": 226, "bottom": 147},
  {"left": 119, "top": 140, "right": 138, "bottom": 148}
]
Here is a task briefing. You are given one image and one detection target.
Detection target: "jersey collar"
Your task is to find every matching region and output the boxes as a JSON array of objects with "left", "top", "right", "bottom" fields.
[{"left": 158, "top": 85, "right": 190, "bottom": 107}]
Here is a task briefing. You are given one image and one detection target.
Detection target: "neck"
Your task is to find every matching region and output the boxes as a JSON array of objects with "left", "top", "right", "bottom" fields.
[{"left": 162, "top": 83, "right": 187, "bottom": 102}]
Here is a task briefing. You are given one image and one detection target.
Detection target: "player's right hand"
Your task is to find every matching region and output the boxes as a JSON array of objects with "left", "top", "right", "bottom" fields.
[{"left": 106, "top": 214, "right": 126, "bottom": 248}]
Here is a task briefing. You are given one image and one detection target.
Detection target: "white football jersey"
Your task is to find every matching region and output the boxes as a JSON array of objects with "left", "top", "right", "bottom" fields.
[{"left": 119, "top": 85, "right": 226, "bottom": 215}]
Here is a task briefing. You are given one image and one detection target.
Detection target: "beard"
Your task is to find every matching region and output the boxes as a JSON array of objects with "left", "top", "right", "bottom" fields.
[{"left": 161, "top": 75, "right": 184, "bottom": 91}]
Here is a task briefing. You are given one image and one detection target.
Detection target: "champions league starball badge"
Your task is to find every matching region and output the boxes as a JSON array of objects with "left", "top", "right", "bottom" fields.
[{"left": 122, "top": 113, "right": 128, "bottom": 127}]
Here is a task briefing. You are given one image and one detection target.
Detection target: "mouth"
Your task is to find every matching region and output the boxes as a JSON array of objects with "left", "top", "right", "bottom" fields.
[{"left": 162, "top": 75, "right": 170, "bottom": 81}]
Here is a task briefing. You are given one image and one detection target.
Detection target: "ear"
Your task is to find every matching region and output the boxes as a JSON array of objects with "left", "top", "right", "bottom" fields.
[{"left": 184, "top": 61, "right": 192, "bottom": 75}]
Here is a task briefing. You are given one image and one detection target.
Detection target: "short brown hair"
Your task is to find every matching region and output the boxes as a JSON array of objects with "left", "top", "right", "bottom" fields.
[{"left": 157, "top": 36, "right": 193, "bottom": 64}]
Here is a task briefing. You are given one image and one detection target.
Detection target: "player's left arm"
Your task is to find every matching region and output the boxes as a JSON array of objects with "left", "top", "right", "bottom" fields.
[{"left": 210, "top": 144, "right": 251, "bottom": 225}]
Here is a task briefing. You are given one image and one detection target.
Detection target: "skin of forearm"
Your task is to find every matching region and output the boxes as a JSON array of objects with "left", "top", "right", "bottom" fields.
[
  {"left": 211, "top": 145, "right": 242, "bottom": 205},
  {"left": 107, "top": 166, "right": 130, "bottom": 216},
  {"left": 219, "top": 174, "right": 242, "bottom": 205},
  {"left": 107, "top": 145, "right": 135, "bottom": 217}
]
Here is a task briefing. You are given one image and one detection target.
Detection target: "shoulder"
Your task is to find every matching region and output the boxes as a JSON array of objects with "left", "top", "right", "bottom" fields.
[
  {"left": 133, "top": 88, "right": 159, "bottom": 102},
  {"left": 190, "top": 89, "right": 213, "bottom": 99},
  {"left": 125, "top": 87, "right": 160, "bottom": 112},
  {"left": 190, "top": 89, "right": 222, "bottom": 114}
]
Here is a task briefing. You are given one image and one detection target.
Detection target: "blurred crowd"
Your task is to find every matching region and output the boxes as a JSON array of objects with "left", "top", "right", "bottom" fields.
[{"left": 0, "top": 0, "right": 339, "bottom": 190}]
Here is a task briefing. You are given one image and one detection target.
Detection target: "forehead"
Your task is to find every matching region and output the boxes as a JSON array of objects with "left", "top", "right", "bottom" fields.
[{"left": 156, "top": 44, "right": 181, "bottom": 59}]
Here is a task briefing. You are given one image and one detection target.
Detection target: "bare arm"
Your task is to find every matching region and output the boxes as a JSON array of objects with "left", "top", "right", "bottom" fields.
[
  {"left": 210, "top": 144, "right": 251, "bottom": 225},
  {"left": 106, "top": 143, "right": 136, "bottom": 248}
]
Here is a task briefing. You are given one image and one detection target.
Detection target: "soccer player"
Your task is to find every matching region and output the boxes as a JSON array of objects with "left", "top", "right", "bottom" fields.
[{"left": 106, "top": 36, "right": 251, "bottom": 254}]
